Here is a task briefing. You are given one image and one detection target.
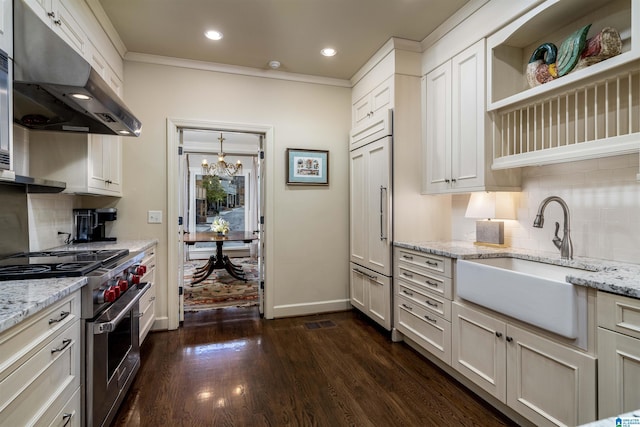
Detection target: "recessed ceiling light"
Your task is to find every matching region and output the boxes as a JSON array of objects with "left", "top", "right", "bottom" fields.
[
  {"left": 321, "top": 48, "right": 336, "bottom": 57},
  {"left": 268, "top": 60, "right": 281, "bottom": 69},
  {"left": 70, "top": 93, "right": 91, "bottom": 100},
  {"left": 205, "top": 30, "right": 223, "bottom": 41}
]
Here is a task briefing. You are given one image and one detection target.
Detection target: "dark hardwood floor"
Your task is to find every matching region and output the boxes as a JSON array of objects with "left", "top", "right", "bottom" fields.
[{"left": 112, "top": 308, "right": 518, "bottom": 427}]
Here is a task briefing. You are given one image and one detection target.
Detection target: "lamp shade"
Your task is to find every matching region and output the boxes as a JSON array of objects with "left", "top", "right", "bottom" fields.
[{"left": 465, "top": 192, "right": 516, "bottom": 220}]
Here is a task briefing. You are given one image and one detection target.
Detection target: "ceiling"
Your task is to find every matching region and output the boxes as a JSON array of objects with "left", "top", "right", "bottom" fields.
[{"left": 97, "top": 0, "right": 470, "bottom": 81}]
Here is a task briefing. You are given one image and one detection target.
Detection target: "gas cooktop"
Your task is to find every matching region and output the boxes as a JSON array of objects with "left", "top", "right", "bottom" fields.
[{"left": 0, "top": 249, "right": 129, "bottom": 281}]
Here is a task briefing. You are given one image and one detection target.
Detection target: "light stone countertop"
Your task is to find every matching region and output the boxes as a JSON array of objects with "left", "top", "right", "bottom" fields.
[
  {"left": 394, "top": 241, "right": 640, "bottom": 299},
  {"left": 0, "top": 277, "right": 87, "bottom": 333},
  {"left": 0, "top": 239, "right": 158, "bottom": 335}
]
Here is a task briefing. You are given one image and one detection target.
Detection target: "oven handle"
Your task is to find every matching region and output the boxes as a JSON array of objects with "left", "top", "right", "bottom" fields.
[{"left": 93, "top": 282, "right": 151, "bottom": 335}]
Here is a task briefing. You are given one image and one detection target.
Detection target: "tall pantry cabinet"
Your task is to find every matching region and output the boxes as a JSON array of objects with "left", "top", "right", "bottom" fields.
[{"left": 349, "top": 39, "right": 446, "bottom": 330}]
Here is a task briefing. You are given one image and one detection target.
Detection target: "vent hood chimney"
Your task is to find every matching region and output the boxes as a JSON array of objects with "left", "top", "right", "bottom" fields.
[{"left": 12, "top": 0, "right": 142, "bottom": 137}]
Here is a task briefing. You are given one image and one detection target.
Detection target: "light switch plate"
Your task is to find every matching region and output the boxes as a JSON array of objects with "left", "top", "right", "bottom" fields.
[{"left": 148, "top": 210, "right": 162, "bottom": 224}]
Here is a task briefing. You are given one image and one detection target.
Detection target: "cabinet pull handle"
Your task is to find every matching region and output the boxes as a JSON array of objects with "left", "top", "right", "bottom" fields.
[
  {"left": 53, "top": 19, "right": 62, "bottom": 26},
  {"left": 49, "top": 311, "right": 70, "bottom": 324},
  {"left": 425, "top": 300, "right": 438, "bottom": 308},
  {"left": 47, "top": 11, "right": 55, "bottom": 18},
  {"left": 402, "top": 255, "right": 414, "bottom": 260},
  {"left": 62, "top": 412, "right": 74, "bottom": 427},
  {"left": 402, "top": 290, "right": 414, "bottom": 297},
  {"left": 401, "top": 303, "right": 413, "bottom": 311},
  {"left": 425, "top": 280, "right": 438, "bottom": 287},
  {"left": 451, "top": 178, "right": 457, "bottom": 183},
  {"left": 425, "top": 260, "right": 438, "bottom": 266},
  {"left": 402, "top": 272, "right": 413, "bottom": 278},
  {"left": 495, "top": 332, "right": 503, "bottom": 338},
  {"left": 354, "top": 268, "right": 377, "bottom": 281},
  {"left": 379, "top": 186, "right": 388, "bottom": 241},
  {"left": 51, "top": 338, "right": 72, "bottom": 354},
  {"left": 424, "top": 315, "right": 437, "bottom": 324},
  {"left": 506, "top": 336, "right": 513, "bottom": 342}
]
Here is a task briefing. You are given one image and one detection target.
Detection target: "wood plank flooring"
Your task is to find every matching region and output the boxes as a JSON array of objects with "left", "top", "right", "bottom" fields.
[{"left": 112, "top": 308, "right": 518, "bottom": 427}]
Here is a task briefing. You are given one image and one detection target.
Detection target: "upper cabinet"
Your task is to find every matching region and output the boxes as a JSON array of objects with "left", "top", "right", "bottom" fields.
[
  {"left": 23, "top": 0, "right": 86, "bottom": 56},
  {"left": 352, "top": 76, "right": 393, "bottom": 129},
  {"left": 487, "top": 0, "right": 640, "bottom": 169},
  {"left": 422, "top": 39, "right": 520, "bottom": 194}
]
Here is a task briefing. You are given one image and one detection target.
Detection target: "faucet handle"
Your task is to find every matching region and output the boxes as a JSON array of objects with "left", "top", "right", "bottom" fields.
[{"left": 552, "top": 221, "right": 562, "bottom": 250}]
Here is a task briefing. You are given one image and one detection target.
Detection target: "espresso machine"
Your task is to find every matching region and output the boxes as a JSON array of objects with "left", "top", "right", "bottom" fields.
[{"left": 73, "top": 208, "right": 118, "bottom": 243}]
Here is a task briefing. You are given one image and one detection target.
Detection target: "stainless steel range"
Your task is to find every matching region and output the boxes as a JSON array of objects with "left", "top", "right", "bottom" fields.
[{"left": 0, "top": 248, "right": 150, "bottom": 427}]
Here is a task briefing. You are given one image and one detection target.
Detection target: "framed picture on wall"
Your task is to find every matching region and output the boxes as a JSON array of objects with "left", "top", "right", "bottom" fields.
[{"left": 286, "top": 148, "right": 329, "bottom": 185}]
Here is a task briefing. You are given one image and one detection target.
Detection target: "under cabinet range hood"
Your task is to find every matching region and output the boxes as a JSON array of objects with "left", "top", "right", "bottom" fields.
[{"left": 12, "top": 1, "right": 142, "bottom": 137}]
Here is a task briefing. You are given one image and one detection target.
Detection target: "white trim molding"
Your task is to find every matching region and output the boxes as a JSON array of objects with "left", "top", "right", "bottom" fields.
[{"left": 272, "top": 299, "right": 352, "bottom": 318}]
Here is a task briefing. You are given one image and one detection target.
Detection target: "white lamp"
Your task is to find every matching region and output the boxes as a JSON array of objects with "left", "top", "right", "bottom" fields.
[{"left": 465, "top": 192, "right": 516, "bottom": 246}]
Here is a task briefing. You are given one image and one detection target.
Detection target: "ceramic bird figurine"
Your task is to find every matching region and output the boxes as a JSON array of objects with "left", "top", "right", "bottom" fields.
[
  {"left": 574, "top": 26, "right": 622, "bottom": 71},
  {"left": 556, "top": 24, "right": 591, "bottom": 77},
  {"left": 526, "top": 43, "right": 558, "bottom": 87}
]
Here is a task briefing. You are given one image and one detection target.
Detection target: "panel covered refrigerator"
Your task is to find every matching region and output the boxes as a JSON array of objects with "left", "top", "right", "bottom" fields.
[{"left": 349, "top": 109, "right": 392, "bottom": 330}]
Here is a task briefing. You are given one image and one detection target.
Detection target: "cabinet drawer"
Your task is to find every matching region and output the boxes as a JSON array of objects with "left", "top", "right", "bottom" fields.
[
  {"left": 397, "top": 295, "right": 451, "bottom": 364},
  {"left": 0, "top": 320, "right": 80, "bottom": 426},
  {"left": 140, "top": 284, "right": 156, "bottom": 343},
  {"left": 0, "top": 292, "right": 80, "bottom": 376},
  {"left": 396, "top": 265, "right": 452, "bottom": 300},
  {"left": 398, "top": 283, "right": 451, "bottom": 321},
  {"left": 598, "top": 291, "right": 640, "bottom": 340},
  {"left": 46, "top": 386, "right": 81, "bottom": 427},
  {"left": 396, "top": 248, "right": 452, "bottom": 278}
]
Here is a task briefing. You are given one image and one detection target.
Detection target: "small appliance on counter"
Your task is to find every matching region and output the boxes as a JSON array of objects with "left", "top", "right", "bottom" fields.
[{"left": 73, "top": 208, "right": 118, "bottom": 243}]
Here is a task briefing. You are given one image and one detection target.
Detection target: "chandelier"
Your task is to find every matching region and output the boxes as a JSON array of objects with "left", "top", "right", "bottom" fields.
[{"left": 201, "top": 133, "right": 243, "bottom": 177}]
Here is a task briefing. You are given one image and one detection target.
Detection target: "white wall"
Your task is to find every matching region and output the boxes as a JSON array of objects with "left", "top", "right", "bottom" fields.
[
  {"left": 452, "top": 154, "right": 640, "bottom": 264},
  {"left": 112, "top": 60, "right": 351, "bottom": 323}
]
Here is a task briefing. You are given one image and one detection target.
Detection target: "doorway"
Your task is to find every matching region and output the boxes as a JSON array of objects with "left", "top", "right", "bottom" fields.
[
  {"left": 166, "top": 119, "right": 275, "bottom": 329},
  {"left": 182, "top": 130, "right": 261, "bottom": 314}
]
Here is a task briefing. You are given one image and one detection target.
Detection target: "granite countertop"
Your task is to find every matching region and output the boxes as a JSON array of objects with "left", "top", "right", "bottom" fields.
[
  {"left": 0, "top": 277, "right": 87, "bottom": 333},
  {"left": 394, "top": 241, "right": 640, "bottom": 299},
  {"left": 0, "top": 239, "right": 158, "bottom": 335}
]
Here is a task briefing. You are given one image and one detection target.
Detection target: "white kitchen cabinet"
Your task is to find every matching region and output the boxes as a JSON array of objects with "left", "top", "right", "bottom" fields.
[
  {"left": 23, "top": 0, "right": 86, "bottom": 56},
  {"left": 394, "top": 248, "right": 453, "bottom": 364},
  {"left": 352, "top": 76, "right": 393, "bottom": 130},
  {"left": 597, "top": 291, "right": 640, "bottom": 418},
  {"left": 29, "top": 131, "right": 123, "bottom": 196},
  {"left": 350, "top": 262, "right": 391, "bottom": 330},
  {"left": 452, "top": 302, "right": 597, "bottom": 426},
  {"left": 0, "top": 291, "right": 82, "bottom": 426},
  {"left": 422, "top": 39, "right": 520, "bottom": 194},
  {"left": 350, "top": 135, "right": 392, "bottom": 276},
  {"left": 87, "top": 38, "right": 124, "bottom": 98},
  {"left": 139, "top": 245, "right": 158, "bottom": 344}
]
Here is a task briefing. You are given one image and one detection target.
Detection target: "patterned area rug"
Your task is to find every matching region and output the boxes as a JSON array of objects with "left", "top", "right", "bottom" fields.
[{"left": 183, "top": 257, "right": 259, "bottom": 311}]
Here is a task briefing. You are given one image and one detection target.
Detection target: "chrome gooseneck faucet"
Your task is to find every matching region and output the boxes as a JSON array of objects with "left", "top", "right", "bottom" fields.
[{"left": 532, "top": 196, "right": 573, "bottom": 260}]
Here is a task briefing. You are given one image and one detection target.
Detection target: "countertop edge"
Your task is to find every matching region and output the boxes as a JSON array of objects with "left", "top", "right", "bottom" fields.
[
  {"left": 0, "top": 277, "right": 87, "bottom": 334},
  {"left": 394, "top": 241, "right": 640, "bottom": 299}
]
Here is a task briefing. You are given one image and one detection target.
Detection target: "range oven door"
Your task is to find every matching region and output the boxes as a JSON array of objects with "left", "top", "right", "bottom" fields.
[{"left": 85, "top": 282, "right": 150, "bottom": 427}]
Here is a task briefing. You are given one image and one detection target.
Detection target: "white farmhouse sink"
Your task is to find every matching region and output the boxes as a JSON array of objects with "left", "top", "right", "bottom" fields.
[{"left": 457, "top": 258, "right": 587, "bottom": 339}]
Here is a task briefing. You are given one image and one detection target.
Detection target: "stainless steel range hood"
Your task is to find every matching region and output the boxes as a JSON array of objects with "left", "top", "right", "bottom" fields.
[{"left": 12, "top": 0, "right": 142, "bottom": 137}]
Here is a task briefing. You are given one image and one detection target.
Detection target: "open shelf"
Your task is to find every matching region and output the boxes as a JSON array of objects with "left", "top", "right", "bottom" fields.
[
  {"left": 487, "top": 0, "right": 640, "bottom": 169},
  {"left": 487, "top": 0, "right": 637, "bottom": 111}
]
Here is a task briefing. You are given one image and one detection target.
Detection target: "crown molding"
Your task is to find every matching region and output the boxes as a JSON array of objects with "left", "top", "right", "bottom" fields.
[
  {"left": 125, "top": 52, "right": 352, "bottom": 88},
  {"left": 420, "top": 0, "right": 489, "bottom": 51},
  {"left": 350, "top": 37, "right": 421, "bottom": 86}
]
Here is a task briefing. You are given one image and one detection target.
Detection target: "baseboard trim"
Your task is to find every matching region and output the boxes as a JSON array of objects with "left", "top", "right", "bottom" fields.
[
  {"left": 151, "top": 316, "right": 172, "bottom": 331},
  {"left": 272, "top": 299, "right": 351, "bottom": 318}
]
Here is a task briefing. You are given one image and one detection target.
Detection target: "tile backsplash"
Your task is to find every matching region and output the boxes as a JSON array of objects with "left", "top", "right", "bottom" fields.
[
  {"left": 28, "top": 194, "right": 76, "bottom": 251},
  {"left": 452, "top": 154, "right": 640, "bottom": 264}
]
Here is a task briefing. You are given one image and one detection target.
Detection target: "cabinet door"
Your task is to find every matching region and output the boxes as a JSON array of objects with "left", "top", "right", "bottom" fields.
[
  {"left": 352, "top": 94, "right": 372, "bottom": 128},
  {"left": 349, "top": 264, "right": 367, "bottom": 313},
  {"left": 105, "top": 136, "right": 123, "bottom": 194},
  {"left": 452, "top": 303, "right": 506, "bottom": 401},
  {"left": 367, "top": 271, "right": 391, "bottom": 330},
  {"left": 507, "top": 324, "right": 596, "bottom": 426},
  {"left": 0, "top": 0, "right": 12, "bottom": 56},
  {"left": 349, "top": 149, "right": 366, "bottom": 265},
  {"left": 598, "top": 327, "right": 640, "bottom": 418},
  {"left": 51, "top": 0, "right": 86, "bottom": 56},
  {"left": 22, "top": 0, "right": 52, "bottom": 24},
  {"left": 451, "top": 39, "right": 485, "bottom": 190},
  {"left": 369, "top": 77, "right": 393, "bottom": 119},
  {"left": 365, "top": 137, "right": 391, "bottom": 275},
  {"left": 88, "top": 134, "right": 107, "bottom": 190},
  {"left": 423, "top": 61, "right": 452, "bottom": 194}
]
